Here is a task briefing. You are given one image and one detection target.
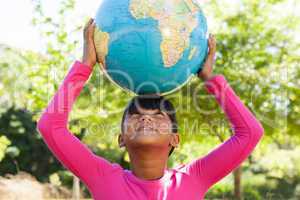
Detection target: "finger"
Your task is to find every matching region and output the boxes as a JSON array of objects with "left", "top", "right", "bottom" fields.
[
  {"left": 89, "top": 24, "right": 96, "bottom": 37},
  {"left": 91, "top": 21, "right": 96, "bottom": 29},
  {"left": 210, "top": 35, "right": 216, "bottom": 44},
  {"left": 208, "top": 35, "right": 213, "bottom": 42},
  {"left": 213, "top": 38, "right": 217, "bottom": 46},
  {"left": 85, "top": 19, "right": 92, "bottom": 27},
  {"left": 213, "top": 37, "right": 216, "bottom": 44},
  {"left": 84, "top": 18, "right": 94, "bottom": 30},
  {"left": 210, "top": 34, "right": 215, "bottom": 41},
  {"left": 87, "top": 22, "right": 96, "bottom": 36},
  {"left": 208, "top": 38, "right": 213, "bottom": 46},
  {"left": 88, "top": 18, "right": 94, "bottom": 25}
]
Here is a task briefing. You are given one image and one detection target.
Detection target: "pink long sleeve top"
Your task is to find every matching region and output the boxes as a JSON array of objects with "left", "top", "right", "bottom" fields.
[{"left": 37, "top": 61, "right": 264, "bottom": 200}]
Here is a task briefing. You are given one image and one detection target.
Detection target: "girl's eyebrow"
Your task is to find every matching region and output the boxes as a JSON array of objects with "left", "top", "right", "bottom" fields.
[{"left": 134, "top": 109, "right": 164, "bottom": 115}]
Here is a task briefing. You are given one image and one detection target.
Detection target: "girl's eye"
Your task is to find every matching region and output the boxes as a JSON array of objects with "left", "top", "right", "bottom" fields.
[
  {"left": 156, "top": 113, "right": 165, "bottom": 118},
  {"left": 130, "top": 114, "right": 140, "bottom": 119}
]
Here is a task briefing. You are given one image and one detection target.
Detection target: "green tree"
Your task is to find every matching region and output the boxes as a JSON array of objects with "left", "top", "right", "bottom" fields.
[{"left": 0, "top": 0, "right": 299, "bottom": 198}]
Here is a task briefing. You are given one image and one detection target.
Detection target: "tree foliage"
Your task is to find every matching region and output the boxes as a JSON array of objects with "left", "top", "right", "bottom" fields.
[{"left": 0, "top": 0, "right": 299, "bottom": 198}]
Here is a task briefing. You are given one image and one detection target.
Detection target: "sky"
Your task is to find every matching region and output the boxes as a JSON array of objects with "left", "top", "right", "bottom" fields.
[
  {"left": 0, "top": 0, "right": 299, "bottom": 52},
  {"left": 0, "top": 0, "right": 101, "bottom": 51}
]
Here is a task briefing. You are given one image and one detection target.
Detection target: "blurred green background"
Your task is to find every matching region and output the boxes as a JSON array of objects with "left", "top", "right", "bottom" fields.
[{"left": 0, "top": 0, "right": 299, "bottom": 199}]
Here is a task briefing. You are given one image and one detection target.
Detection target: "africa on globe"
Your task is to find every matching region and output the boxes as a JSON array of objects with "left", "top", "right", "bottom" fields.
[{"left": 94, "top": 0, "right": 208, "bottom": 95}]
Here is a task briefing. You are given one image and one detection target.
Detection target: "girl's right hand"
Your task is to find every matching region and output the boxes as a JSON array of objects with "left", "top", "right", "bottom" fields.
[{"left": 82, "top": 18, "right": 97, "bottom": 68}]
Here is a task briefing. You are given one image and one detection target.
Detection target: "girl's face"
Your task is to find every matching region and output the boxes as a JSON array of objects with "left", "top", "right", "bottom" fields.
[{"left": 120, "top": 106, "right": 176, "bottom": 149}]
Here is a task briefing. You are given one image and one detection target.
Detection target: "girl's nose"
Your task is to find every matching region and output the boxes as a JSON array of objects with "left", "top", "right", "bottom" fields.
[{"left": 140, "top": 115, "right": 152, "bottom": 122}]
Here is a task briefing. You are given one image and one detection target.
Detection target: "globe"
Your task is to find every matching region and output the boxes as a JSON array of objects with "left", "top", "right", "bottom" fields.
[{"left": 94, "top": 0, "right": 208, "bottom": 95}]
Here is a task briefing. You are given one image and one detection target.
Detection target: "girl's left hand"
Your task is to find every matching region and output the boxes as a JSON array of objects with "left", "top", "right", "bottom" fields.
[{"left": 198, "top": 34, "right": 217, "bottom": 81}]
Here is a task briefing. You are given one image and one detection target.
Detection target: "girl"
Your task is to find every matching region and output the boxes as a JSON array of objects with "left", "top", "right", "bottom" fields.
[{"left": 37, "top": 19, "right": 264, "bottom": 200}]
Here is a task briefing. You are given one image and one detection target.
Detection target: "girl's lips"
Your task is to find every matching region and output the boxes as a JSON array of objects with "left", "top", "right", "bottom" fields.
[
  {"left": 136, "top": 124, "right": 157, "bottom": 132},
  {"left": 137, "top": 127, "right": 153, "bottom": 131}
]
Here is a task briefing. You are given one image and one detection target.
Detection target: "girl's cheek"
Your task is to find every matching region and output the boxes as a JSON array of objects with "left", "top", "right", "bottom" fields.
[{"left": 157, "top": 122, "right": 172, "bottom": 133}]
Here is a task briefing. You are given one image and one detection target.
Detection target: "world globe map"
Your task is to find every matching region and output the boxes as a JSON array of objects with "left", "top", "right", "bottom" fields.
[{"left": 94, "top": 0, "right": 208, "bottom": 95}]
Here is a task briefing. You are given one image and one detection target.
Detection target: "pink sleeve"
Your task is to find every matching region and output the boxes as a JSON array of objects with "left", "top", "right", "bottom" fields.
[
  {"left": 186, "top": 75, "right": 264, "bottom": 189},
  {"left": 37, "top": 61, "right": 113, "bottom": 188}
]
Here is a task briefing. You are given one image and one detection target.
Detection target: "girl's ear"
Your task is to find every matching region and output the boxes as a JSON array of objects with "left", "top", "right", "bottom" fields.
[
  {"left": 170, "top": 133, "right": 180, "bottom": 148},
  {"left": 118, "top": 133, "right": 125, "bottom": 148}
]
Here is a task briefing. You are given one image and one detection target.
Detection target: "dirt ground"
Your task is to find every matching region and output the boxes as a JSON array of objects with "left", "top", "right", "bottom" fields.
[{"left": 0, "top": 172, "right": 72, "bottom": 200}]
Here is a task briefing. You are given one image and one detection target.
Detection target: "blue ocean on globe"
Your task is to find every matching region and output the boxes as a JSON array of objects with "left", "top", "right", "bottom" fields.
[{"left": 94, "top": 0, "right": 208, "bottom": 95}]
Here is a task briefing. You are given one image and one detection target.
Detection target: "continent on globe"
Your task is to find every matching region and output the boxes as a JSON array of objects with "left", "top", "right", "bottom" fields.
[{"left": 130, "top": 0, "right": 201, "bottom": 67}]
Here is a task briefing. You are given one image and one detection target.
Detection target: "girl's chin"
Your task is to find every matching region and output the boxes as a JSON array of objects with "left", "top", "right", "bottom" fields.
[{"left": 135, "top": 130, "right": 159, "bottom": 136}]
